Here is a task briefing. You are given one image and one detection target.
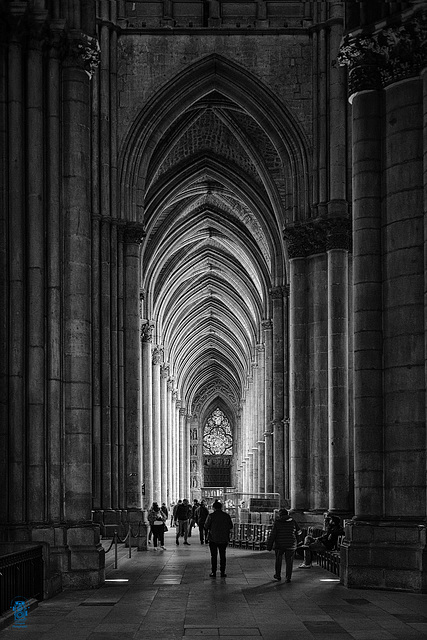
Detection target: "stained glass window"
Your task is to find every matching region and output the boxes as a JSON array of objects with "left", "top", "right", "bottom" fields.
[{"left": 203, "top": 408, "right": 233, "bottom": 455}]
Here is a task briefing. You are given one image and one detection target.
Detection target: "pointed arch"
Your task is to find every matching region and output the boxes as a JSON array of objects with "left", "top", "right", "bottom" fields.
[{"left": 119, "top": 53, "right": 311, "bottom": 227}]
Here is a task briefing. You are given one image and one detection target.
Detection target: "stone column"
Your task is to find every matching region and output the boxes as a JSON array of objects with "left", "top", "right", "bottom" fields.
[
  {"left": 352, "top": 89, "right": 384, "bottom": 519},
  {"left": 186, "top": 414, "right": 192, "bottom": 498},
  {"left": 141, "top": 322, "right": 154, "bottom": 508},
  {"left": 152, "top": 347, "right": 162, "bottom": 502},
  {"left": 101, "top": 217, "right": 112, "bottom": 509},
  {"left": 8, "top": 35, "right": 25, "bottom": 525},
  {"left": 62, "top": 32, "right": 104, "bottom": 587},
  {"left": 110, "top": 221, "right": 119, "bottom": 508},
  {"left": 257, "top": 343, "right": 266, "bottom": 492},
  {"left": 383, "top": 75, "right": 424, "bottom": 518},
  {"left": 167, "top": 378, "right": 174, "bottom": 501},
  {"left": 327, "top": 221, "right": 350, "bottom": 513},
  {"left": 123, "top": 226, "right": 145, "bottom": 510},
  {"left": 179, "top": 407, "right": 186, "bottom": 499},
  {"left": 46, "top": 40, "right": 62, "bottom": 525},
  {"left": 271, "top": 286, "right": 284, "bottom": 502},
  {"left": 251, "top": 364, "right": 259, "bottom": 493},
  {"left": 247, "top": 451, "right": 254, "bottom": 496},
  {"left": 288, "top": 255, "right": 309, "bottom": 510},
  {"left": 160, "top": 364, "right": 169, "bottom": 505},
  {"left": 262, "top": 320, "right": 274, "bottom": 492},
  {"left": 338, "top": 19, "right": 427, "bottom": 592},
  {"left": 172, "top": 390, "right": 178, "bottom": 498},
  {"left": 27, "top": 37, "right": 45, "bottom": 522},
  {"left": 308, "top": 251, "right": 328, "bottom": 511}
]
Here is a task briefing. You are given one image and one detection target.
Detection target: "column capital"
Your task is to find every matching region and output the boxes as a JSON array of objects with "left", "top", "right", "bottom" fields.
[
  {"left": 269, "top": 285, "right": 286, "bottom": 300},
  {"left": 179, "top": 408, "right": 186, "bottom": 417},
  {"left": 167, "top": 378, "right": 174, "bottom": 392},
  {"left": 338, "top": 10, "right": 427, "bottom": 100},
  {"left": 140, "top": 322, "right": 154, "bottom": 343},
  {"left": 160, "top": 364, "right": 169, "bottom": 378},
  {"left": 60, "top": 30, "right": 101, "bottom": 79},
  {"left": 152, "top": 347, "right": 163, "bottom": 366},
  {"left": 262, "top": 319, "right": 273, "bottom": 331},
  {"left": 256, "top": 343, "right": 265, "bottom": 353},
  {"left": 120, "top": 222, "right": 146, "bottom": 244},
  {"left": 284, "top": 216, "right": 351, "bottom": 257}
]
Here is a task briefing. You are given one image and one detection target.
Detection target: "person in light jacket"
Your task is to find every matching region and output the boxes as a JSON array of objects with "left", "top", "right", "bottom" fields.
[
  {"left": 204, "top": 500, "right": 233, "bottom": 577},
  {"left": 267, "top": 508, "right": 302, "bottom": 582}
]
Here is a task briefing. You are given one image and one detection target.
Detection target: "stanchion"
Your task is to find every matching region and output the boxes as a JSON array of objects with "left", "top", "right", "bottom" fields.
[{"left": 128, "top": 523, "right": 132, "bottom": 558}]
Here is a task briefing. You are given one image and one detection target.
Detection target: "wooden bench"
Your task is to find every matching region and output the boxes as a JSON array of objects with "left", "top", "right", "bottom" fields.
[{"left": 315, "top": 535, "right": 344, "bottom": 577}]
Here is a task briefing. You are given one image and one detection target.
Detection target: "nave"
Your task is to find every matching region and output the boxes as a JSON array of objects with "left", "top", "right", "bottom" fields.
[{"left": 1, "top": 529, "right": 426, "bottom": 640}]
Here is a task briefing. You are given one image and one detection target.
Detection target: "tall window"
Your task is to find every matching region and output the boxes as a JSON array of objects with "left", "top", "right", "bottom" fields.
[{"left": 203, "top": 408, "right": 233, "bottom": 455}]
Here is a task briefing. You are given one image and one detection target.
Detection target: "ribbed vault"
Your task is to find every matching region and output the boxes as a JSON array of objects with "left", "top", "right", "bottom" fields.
[{"left": 129, "top": 54, "right": 309, "bottom": 446}]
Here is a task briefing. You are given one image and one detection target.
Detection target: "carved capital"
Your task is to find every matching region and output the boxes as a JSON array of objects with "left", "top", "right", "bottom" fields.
[
  {"left": 61, "top": 30, "right": 100, "bottom": 79},
  {"left": 269, "top": 286, "right": 286, "bottom": 300},
  {"left": 122, "top": 223, "right": 146, "bottom": 244},
  {"left": 167, "top": 379, "right": 174, "bottom": 392},
  {"left": 256, "top": 343, "right": 265, "bottom": 353},
  {"left": 140, "top": 322, "right": 154, "bottom": 343},
  {"left": 152, "top": 347, "right": 163, "bottom": 366},
  {"left": 338, "top": 11, "right": 427, "bottom": 98},
  {"left": 284, "top": 216, "right": 351, "bottom": 257},
  {"left": 179, "top": 408, "right": 186, "bottom": 417},
  {"left": 262, "top": 319, "right": 273, "bottom": 331},
  {"left": 160, "top": 364, "right": 169, "bottom": 379}
]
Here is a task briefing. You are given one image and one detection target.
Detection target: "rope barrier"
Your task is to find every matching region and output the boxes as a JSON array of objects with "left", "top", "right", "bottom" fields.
[{"left": 102, "top": 521, "right": 148, "bottom": 568}]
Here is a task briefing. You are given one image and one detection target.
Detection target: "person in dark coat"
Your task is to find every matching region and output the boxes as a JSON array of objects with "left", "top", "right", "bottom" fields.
[
  {"left": 299, "top": 514, "right": 343, "bottom": 568},
  {"left": 267, "top": 508, "right": 302, "bottom": 582},
  {"left": 204, "top": 500, "right": 233, "bottom": 577},
  {"left": 195, "top": 500, "right": 209, "bottom": 544}
]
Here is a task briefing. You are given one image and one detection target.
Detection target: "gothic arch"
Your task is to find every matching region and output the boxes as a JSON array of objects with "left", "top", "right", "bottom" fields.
[{"left": 119, "top": 53, "right": 311, "bottom": 233}]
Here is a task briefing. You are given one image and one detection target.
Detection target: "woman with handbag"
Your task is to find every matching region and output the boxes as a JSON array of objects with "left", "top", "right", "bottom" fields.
[{"left": 148, "top": 502, "right": 167, "bottom": 550}]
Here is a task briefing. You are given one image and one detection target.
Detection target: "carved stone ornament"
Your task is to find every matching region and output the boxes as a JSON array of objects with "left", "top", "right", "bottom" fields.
[
  {"left": 122, "top": 223, "right": 146, "bottom": 244},
  {"left": 161, "top": 364, "right": 169, "bottom": 378},
  {"left": 284, "top": 216, "right": 351, "bottom": 257},
  {"left": 152, "top": 347, "right": 163, "bottom": 365},
  {"left": 61, "top": 31, "right": 100, "bottom": 79},
  {"left": 269, "top": 286, "right": 285, "bottom": 300},
  {"left": 338, "top": 10, "right": 427, "bottom": 98},
  {"left": 140, "top": 322, "right": 154, "bottom": 343}
]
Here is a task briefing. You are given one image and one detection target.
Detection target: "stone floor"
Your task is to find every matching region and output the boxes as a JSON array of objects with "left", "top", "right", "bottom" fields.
[{"left": 1, "top": 529, "right": 427, "bottom": 640}]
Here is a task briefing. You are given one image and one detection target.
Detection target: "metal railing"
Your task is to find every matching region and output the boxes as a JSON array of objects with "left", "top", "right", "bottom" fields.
[{"left": 0, "top": 546, "right": 43, "bottom": 615}]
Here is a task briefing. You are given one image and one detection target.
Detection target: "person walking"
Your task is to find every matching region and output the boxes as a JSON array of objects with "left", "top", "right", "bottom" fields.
[
  {"left": 266, "top": 508, "right": 302, "bottom": 582},
  {"left": 204, "top": 500, "right": 233, "bottom": 577},
  {"left": 175, "top": 498, "right": 191, "bottom": 545},
  {"left": 147, "top": 502, "right": 167, "bottom": 550},
  {"left": 196, "top": 500, "right": 209, "bottom": 544},
  {"left": 188, "top": 499, "right": 199, "bottom": 537}
]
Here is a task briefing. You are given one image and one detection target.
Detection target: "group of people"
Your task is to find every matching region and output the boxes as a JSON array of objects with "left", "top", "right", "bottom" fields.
[
  {"left": 148, "top": 497, "right": 233, "bottom": 576},
  {"left": 266, "top": 510, "right": 344, "bottom": 582},
  {"left": 148, "top": 498, "right": 344, "bottom": 582}
]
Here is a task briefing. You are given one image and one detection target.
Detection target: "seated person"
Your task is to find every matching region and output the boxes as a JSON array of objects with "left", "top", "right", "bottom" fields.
[{"left": 299, "top": 514, "right": 344, "bottom": 568}]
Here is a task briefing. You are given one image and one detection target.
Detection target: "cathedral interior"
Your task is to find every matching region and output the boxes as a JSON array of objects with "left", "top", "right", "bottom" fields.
[{"left": 1, "top": 0, "right": 427, "bottom": 601}]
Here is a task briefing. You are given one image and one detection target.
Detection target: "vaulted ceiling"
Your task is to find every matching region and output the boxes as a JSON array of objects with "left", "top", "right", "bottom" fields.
[{"left": 137, "top": 65, "right": 301, "bottom": 425}]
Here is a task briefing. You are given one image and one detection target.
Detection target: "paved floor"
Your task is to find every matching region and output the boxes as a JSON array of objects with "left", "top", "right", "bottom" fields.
[{"left": 1, "top": 529, "right": 427, "bottom": 640}]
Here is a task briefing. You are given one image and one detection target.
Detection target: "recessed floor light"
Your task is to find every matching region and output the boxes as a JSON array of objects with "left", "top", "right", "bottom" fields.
[
  {"left": 320, "top": 578, "right": 340, "bottom": 582},
  {"left": 105, "top": 579, "right": 129, "bottom": 582}
]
